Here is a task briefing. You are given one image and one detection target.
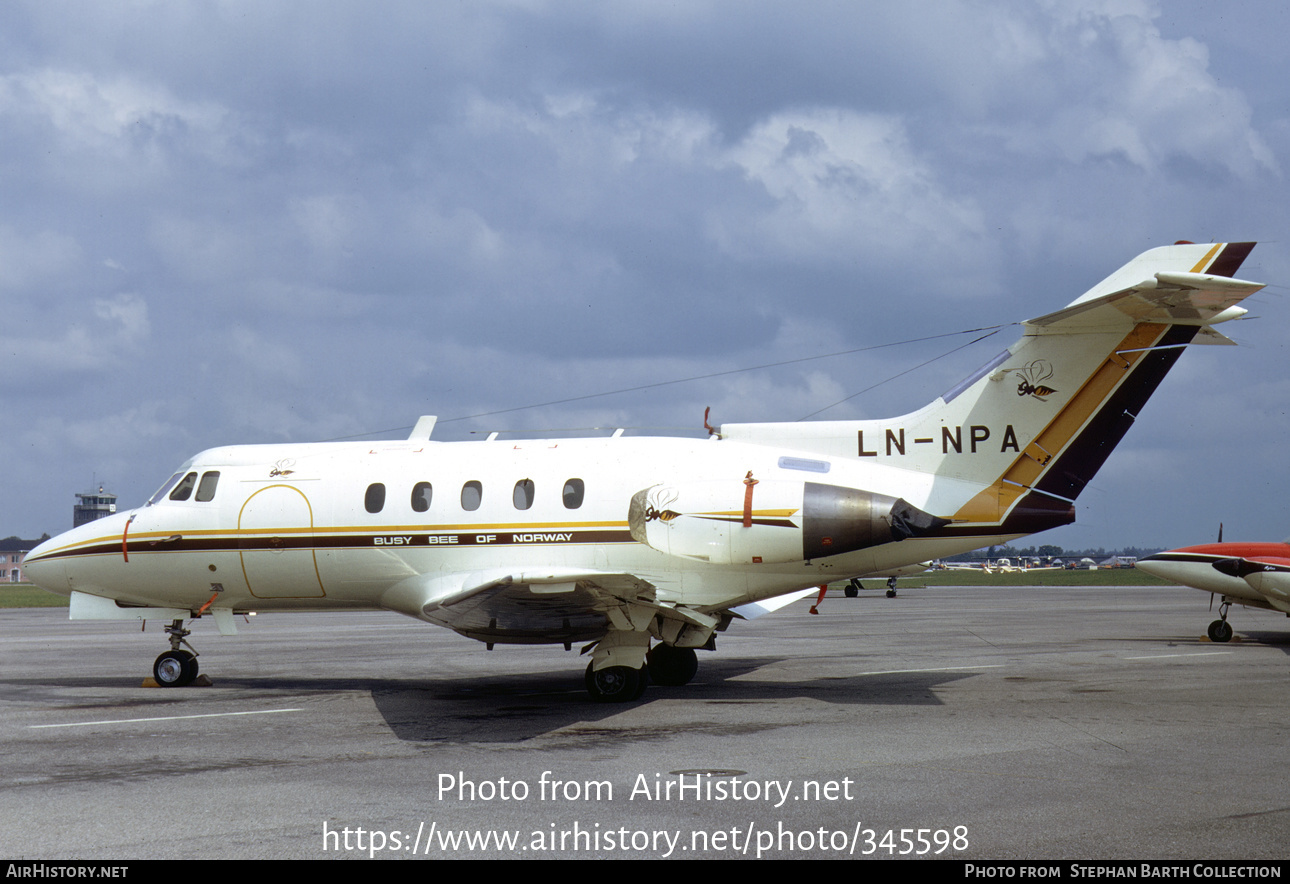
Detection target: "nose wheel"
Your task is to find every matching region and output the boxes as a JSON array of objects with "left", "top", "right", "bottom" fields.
[
  {"left": 1207, "top": 602, "right": 1234, "bottom": 643},
  {"left": 152, "top": 619, "right": 200, "bottom": 687},
  {"left": 154, "top": 649, "right": 199, "bottom": 686}
]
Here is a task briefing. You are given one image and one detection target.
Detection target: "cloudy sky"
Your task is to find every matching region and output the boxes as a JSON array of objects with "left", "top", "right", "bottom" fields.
[{"left": 2, "top": 0, "right": 1286, "bottom": 551}]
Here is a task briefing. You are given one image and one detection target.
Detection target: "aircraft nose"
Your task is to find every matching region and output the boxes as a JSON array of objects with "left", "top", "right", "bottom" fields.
[
  {"left": 1134, "top": 554, "right": 1165, "bottom": 576},
  {"left": 22, "top": 535, "right": 67, "bottom": 593},
  {"left": 1135, "top": 553, "right": 1185, "bottom": 582}
]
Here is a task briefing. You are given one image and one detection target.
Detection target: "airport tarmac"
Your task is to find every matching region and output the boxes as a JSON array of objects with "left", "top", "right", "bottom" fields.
[{"left": 2, "top": 584, "right": 1288, "bottom": 860}]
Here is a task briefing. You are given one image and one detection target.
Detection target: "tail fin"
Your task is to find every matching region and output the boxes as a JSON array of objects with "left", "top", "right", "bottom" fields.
[{"left": 720, "top": 242, "right": 1262, "bottom": 535}]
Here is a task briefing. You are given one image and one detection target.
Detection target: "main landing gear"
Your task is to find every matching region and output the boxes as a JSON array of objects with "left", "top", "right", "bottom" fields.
[
  {"left": 844, "top": 577, "right": 899, "bottom": 599},
  {"left": 1207, "top": 601, "right": 1234, "bottom": 643},
  {"left": 152, "top": 618, "right": 200, "bottom": 687},
  {"left": 584, "top": 662, "right": 649, "bottom": 702},
  {"left": 584, "top": 643, "right": 700, "bottom": 702},
  {"left": 647, "top": 644, "right": 698, "bottom": 687}
]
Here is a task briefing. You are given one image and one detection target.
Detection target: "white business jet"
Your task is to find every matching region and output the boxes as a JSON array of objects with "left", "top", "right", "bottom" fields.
[{"left": 24, "top": 242, "right": 1263, "bottom": 701}]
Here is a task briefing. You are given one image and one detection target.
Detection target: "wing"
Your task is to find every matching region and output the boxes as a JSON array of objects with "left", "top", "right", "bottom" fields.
[{"left": 380, "top": 567, "right": 720, "bottom": 647}]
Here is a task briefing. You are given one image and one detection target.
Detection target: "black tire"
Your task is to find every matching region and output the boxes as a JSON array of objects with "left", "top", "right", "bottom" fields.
[
  {"left": 885, "top": 589, "right": 897, "bottom": 598},
  {"left": 1208, "top": 619, "right": 1233, "bottom": 643},
  {"left": 844, "top": 580, "right": 859, "bottom": 598},
  {"left": 630, "top": 666, "right": 650, "bottom": 701},
  {"left": 647, "top": 645, "right": 698, "bottom": 686},
  {"left": 585, "top": 663, "right": 647, "bottom": 702},
  {"left": 154, "top": 650, "right": 197, "bottom": 687}
]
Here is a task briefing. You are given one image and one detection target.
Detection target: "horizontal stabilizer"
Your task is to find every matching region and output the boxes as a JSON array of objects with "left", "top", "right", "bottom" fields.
[{"left": 1027, "top": 271, "right": 1263, "bottom": 333}]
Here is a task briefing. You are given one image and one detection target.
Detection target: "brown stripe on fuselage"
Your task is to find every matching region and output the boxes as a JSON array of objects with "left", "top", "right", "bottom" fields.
[{"left": 32, "top": 528, "right": 639, "bottom": 561}]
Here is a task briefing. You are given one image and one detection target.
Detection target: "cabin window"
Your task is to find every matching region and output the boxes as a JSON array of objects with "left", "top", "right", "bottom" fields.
[
  {"left": 195, "top": 471, "right": 220, "bottom": 502},
  {"left": 365, "top": 483, "right": 386, "bottom": 513},
  {"left": 513, "top": 479, "right": 535, "bottom": 510},
  {"left": 562, "top": 478, "right": 585, "bottom": 509},
  {"left": 461, "top": 481, "right": 482, "bottom": 511},
  {"left": 169, "top": 472, "right": 198, "bottom": 501},
  {"left": 411, "top": 482, "right": 433, "bottom": 513}
]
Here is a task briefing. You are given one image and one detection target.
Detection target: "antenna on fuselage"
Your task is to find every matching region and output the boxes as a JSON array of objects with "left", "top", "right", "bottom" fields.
[{"left": 408, "top": 415, "right": 438, "bottom": 440}]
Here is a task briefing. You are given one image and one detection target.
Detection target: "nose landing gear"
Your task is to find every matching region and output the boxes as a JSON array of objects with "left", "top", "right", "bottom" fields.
[
  {"left": 152, "top": 619, "right": 200, "bottom": 687},
  {"left": 1207, "top": 601, "right": 1234, "bottom": 643}
]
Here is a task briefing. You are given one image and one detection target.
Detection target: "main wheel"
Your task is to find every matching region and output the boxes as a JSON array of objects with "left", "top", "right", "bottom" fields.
[
  {"left": 154, "top": 650, "right": 198, "bottom": 687},
  {"left": 844, "top": 580, "right": 860, "bottom": 599},
  {"left": 585, "top": 663, "right": 648, "bottom": 702},
  {"left": 1207, "top": 619, "right": 1233, "bottom": 643},
  {"left": 647, "top": 645, "right": 698, "bottom": 686}
]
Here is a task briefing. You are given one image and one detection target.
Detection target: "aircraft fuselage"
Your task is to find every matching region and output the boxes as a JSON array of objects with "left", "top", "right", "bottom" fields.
[
  {"left": 1138, "top": 543, "right": 1290, "bottom": 614},
  {"left": 25, "top": 434, "right": 1013, "bottom": 637}
]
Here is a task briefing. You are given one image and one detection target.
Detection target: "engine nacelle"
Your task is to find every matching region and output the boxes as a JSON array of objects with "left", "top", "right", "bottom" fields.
[{"left": 628, "top": 480, "right": 946, "bottom": 565}]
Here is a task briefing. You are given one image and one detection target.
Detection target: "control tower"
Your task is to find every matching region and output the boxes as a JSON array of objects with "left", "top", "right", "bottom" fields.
[{"left": 74, "top": 486, "right": 117, "bottom": 528}]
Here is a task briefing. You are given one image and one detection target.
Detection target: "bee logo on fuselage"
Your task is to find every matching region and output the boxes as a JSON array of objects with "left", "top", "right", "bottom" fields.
[{"left": 642, "top": 487, "right": 682, "bottom": 524}]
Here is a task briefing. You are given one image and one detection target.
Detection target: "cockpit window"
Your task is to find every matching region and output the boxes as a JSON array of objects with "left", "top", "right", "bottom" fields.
[
  {"left": 147, "top": 472, "right": 185, "bottom": 506},
  {"left": 169, "top": 472, "right": 199, "bottom": 502},
  {"left": 195, "top": 471, "right": 220, "bottom": 502}
]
